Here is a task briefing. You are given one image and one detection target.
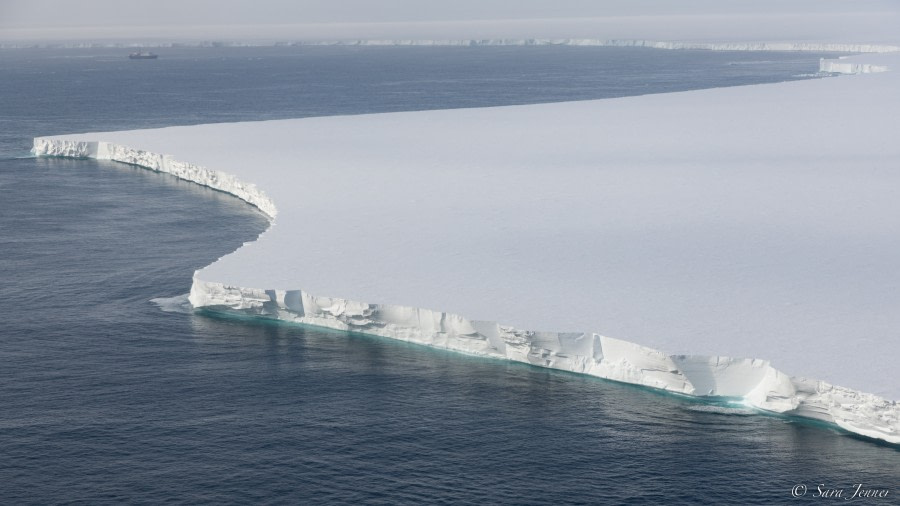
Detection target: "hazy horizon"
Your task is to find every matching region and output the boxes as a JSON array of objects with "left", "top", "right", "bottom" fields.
[{"left": 3, "top": 0, "right": 895, "bottom": 42}]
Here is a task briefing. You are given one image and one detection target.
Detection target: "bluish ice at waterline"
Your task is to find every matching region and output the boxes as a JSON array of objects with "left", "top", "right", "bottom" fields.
[{"left": 1, "top": 46, "right": 897, "bottom": 504}]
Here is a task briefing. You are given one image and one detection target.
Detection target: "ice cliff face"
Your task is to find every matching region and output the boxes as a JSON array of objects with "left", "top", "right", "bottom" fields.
[
  {"left": 819, "top": 58, "right": 889, "bottom": 74},
  {"left": 187, "top": 279, "right": 899, "bottom": 444},
  {"left": 31, "top": 138, "right": 277, "bottom": 219},
  {"left": 30, "top": 53, "right": 900, "bottom": 446}
]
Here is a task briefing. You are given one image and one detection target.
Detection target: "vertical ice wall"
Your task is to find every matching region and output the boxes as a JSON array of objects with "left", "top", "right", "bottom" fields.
[{"left": 30, "top": 53, "right": 900, "bottom": 445}]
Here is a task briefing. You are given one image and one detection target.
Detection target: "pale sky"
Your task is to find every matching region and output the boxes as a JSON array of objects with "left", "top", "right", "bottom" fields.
[
  {"left": 2, "top": 0, "right": 897, "bottom": 41},
  {"left": 0, "top": 1, "right": 752, "bottom": 28}
]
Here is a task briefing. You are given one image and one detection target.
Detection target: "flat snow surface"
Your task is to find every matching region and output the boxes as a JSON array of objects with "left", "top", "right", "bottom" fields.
[{"left": 49, "top": 52, "right": 900, "bottom": 400}]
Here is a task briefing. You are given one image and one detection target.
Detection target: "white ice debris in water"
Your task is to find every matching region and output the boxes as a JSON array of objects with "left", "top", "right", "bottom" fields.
[
  {"left": 683, "top": 405, "right": 757, "bottom": 416},
  {"left": 150, "top": 294, "right": 193, "bottom": 314},
  {"left": 32, "top": 2, "right": 900, "bottom": 444}
]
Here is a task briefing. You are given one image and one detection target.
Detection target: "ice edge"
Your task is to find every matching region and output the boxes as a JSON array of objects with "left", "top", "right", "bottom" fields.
[
  {"left": 6, "top": 38, "right": 900, "bottom": 53},
  {"left": 31, "top": 78, "right": 900, "bottom": 446}
]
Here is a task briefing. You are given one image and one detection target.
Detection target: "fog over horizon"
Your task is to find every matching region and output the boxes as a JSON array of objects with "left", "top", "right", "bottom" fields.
[{"left": 3, "top": 0, "right": 894, "bottom": 42}]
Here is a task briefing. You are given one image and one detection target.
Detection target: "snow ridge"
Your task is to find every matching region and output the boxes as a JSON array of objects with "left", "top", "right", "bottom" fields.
[{"left": 31, "top": 137, "right": 900, "bottom": 445}]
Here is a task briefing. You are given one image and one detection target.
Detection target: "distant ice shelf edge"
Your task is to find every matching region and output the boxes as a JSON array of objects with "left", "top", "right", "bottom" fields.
[
  {"left": 5, "top": 38, "right": 900, "bottom": 53},
  {"left": 31, "top": 85, "right": 899, "bottom": 446}
]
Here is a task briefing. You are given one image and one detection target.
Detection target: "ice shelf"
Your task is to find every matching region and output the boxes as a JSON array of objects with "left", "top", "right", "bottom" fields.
[{"left": 33, "top": 46, "right": 900, "bottom": 443}]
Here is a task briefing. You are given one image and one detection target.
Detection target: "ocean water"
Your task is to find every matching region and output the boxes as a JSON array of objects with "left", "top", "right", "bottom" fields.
[{"left": 1, "top": 46, "right": 897, "bottom": 504}]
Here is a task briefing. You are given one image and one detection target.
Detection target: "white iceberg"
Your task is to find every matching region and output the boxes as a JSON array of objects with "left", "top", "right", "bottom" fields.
[{"left": 32, "top": 7, "right": 900, "bottom": 444}]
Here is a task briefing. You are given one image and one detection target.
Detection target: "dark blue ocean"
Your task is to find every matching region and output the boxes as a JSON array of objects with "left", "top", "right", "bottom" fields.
[{"left": 1, "top": 46, "right": 897, "bottom": 504}]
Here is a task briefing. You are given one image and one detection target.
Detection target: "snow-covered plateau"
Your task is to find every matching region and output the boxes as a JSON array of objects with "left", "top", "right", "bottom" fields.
[{"left": 32, "top": 25, "right": 900, "bottom": 444}]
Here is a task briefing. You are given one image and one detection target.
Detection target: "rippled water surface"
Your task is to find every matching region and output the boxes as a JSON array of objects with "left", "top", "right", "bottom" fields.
[{"left": 1, "top": 46, "right": 897, "bottom": 504}]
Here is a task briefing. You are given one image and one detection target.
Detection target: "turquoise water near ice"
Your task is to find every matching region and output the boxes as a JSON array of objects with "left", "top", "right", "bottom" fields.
[{"left": 1, "top": 46, "right": 897, "bottom": 504}]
